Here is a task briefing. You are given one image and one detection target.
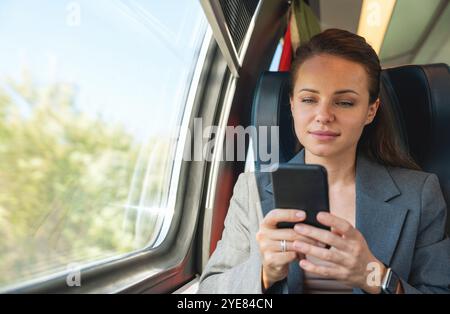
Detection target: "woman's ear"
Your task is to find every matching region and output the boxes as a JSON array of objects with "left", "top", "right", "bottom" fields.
[{"left": 365, "top": 98, "right": 380, "bottom": 125}]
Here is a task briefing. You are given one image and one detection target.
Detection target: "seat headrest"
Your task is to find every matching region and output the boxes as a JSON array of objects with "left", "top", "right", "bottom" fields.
[
  {"left": 251, "top": 71, "right": 294, "bottom": 171},
  {"left": 382, "top": 64, "right": 450, "bottom": 231},
  {"left": 381, "top": 64, "right": 450, "bottom": 173}
]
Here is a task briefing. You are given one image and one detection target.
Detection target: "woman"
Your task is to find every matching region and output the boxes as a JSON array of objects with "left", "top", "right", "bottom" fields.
[{"left": 198, "top": 29, "right": 450, "bottom": 294}]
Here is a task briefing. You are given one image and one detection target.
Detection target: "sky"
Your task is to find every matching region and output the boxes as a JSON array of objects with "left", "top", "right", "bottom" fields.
[{"left": 0, "top": 0, "right": 208, "bottom": 141}]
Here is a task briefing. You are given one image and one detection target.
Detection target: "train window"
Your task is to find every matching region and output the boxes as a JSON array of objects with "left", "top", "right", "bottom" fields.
[{"left": 0, "top": 0, "right": 207, "bottom": 289}]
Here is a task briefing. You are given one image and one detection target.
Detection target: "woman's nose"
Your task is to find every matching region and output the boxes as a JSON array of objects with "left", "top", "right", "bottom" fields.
[{"left": 315, "top": 103, "right": 335, "bottom": 123}]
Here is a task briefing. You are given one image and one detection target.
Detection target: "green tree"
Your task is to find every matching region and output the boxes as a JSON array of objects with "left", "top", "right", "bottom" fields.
[{"left": 0, "top": 72, "right": 172, "bottom": 287}]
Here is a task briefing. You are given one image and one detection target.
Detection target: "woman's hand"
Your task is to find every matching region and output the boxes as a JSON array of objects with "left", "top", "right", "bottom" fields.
[
  {"left": 256, "top": 209, "right": 323, "bottom": 291},
  {"left": 292, "top": 211, "right": 387, "bottom": 294}
]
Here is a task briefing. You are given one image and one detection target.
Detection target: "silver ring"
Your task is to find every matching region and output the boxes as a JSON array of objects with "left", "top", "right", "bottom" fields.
[{"left": 280, "top": 240, "right": 287, "bottom": 252}]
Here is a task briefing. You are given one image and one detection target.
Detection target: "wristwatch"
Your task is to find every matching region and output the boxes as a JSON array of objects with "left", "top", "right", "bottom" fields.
[{"left": 381, "top": 267, "right": 400, "bottom": 294}]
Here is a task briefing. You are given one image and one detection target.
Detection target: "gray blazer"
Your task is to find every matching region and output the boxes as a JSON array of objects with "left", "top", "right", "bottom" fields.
[{"left": 198, "top": 149, "right": 450, "bottom": 294}]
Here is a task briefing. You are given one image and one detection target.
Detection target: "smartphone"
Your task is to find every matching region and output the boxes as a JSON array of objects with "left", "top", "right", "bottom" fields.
[{"left": 270, "top": 163, "right": 330, "bottom": 230}]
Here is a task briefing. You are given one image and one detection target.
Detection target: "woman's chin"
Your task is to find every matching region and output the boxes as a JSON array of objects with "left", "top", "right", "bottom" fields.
[{"left": 305, "top": 145, "right": 338, "bottom": 158}]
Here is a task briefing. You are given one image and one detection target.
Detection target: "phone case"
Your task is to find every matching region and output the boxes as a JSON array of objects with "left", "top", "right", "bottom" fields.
[{"left": 270, "top": 163, "right": 330, "bottom": 229}]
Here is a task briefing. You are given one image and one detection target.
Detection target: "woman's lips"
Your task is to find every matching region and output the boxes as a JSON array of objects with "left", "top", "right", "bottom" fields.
[{"left": 308, "top": 131, "right": 340, "bottom": 141}]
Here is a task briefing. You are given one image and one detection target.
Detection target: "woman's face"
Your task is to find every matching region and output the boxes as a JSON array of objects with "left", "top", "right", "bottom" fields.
[{"left": 290, "top": 53, "right": 379, "bottom": 158}]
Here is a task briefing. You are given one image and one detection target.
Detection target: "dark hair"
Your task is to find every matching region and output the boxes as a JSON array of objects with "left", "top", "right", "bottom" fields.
[{"left": 289, "top": 28, "right": 420, "bottom": 170}]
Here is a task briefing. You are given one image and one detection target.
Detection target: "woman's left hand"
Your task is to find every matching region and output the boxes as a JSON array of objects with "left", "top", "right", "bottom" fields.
[{"left": 292, "top": 211, "right": 386, "bottom": 294}]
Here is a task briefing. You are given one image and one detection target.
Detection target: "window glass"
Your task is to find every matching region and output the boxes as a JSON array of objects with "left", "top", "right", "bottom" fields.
[{"left": 0, "top": 0, "right": 207, "bottom": 288}]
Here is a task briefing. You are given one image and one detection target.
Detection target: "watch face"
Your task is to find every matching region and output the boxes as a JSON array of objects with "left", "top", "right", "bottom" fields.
[{"left": 384, "top": 269, "right": 399, "bottom": 294}]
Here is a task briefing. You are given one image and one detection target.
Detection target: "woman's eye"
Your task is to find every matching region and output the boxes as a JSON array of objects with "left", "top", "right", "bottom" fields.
[
  {"left": 301, "top": 98, "right": 316, "bottom": 104},
  {"left": 336, "top": 101, "right": 354, "bottom": 107}
]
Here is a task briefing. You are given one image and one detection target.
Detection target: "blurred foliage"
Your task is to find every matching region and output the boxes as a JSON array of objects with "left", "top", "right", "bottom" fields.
[{"left": 0, "top": 71, "right": 173, "bottom": 287}]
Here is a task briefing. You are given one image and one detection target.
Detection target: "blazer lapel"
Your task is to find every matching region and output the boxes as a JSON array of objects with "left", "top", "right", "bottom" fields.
[
  {"left": 354, "top": 154, "right": 409, "bottom": 267},
  {"left": 257, "top": 149, "right": 409, "bottom": 294}
]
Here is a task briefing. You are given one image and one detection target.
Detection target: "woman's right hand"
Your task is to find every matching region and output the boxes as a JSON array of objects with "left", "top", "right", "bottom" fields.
[{"left": 256, "top": 209, "right": 320, "bottom": 291}]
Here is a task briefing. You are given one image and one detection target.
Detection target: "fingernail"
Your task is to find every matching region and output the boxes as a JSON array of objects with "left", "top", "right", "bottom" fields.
[
  {"left": 295, "top": 225, "right": 306, "bottom": 233},
  {"left": 296, "top": 211, "right": 305, "bottom": 219},
  {"left": 299, "top": 259, "right": 307, "bottom": 268}
]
